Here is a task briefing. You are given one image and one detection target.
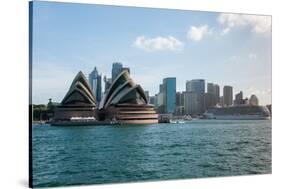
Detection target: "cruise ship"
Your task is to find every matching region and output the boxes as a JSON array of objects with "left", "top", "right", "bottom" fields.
[{"left": 203, "top": 105, "right": 271, "bottom": 120}]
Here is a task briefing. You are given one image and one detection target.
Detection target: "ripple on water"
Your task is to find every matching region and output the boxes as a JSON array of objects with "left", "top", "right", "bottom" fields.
[{"left": 32, "top": 120, "right": 271, "bottom": 187}]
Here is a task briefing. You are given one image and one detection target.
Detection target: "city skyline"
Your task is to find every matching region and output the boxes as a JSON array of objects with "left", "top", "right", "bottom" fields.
[{"left": 32, "top": 1, "right": 271, "bottom": 105}]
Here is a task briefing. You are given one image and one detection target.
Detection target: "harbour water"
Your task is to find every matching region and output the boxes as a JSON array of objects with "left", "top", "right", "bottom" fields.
[{"left": 32, "top": 120, "right": 271, "bottom": 187}]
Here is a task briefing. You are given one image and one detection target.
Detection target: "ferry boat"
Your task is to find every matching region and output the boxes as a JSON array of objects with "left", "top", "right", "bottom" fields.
[{"left": 203, "top": 105, "right": 270, "bottom": 120}]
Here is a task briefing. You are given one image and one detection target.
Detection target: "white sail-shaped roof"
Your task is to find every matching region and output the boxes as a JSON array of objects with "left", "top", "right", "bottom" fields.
[
  {"left": 61, "top": 71, "right": 96, "bottom": 106},
  {"left": 99, "top": 70, "right": 148, "bottom": 109}
]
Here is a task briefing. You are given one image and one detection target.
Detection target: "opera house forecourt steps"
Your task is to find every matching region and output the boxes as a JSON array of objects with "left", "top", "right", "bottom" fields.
[{"left": 52, "top": 70, "right": 158, "bottom": 125}]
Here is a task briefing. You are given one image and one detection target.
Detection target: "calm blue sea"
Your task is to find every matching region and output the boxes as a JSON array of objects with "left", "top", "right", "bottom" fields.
[{"left": 32, "top": 120, "right": 271, "bottom": 187}]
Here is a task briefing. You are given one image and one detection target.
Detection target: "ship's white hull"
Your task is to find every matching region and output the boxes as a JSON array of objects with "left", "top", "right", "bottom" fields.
[{"left": 204, "top": 113, "right": 270, "bottom": 120}]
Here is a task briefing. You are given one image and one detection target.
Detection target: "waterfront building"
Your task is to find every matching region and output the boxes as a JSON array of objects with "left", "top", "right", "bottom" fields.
[
  {"left": 149, "top": 96, "right": 156, "bottom": 106},
  {"left": 103, "top": 76, "right": 112, "bottom": 93},
  {"left": 154, "top": 94, "right": 158, "bottom": 107},
  {"left": 207, "top": 83, "right": 215, "bottom": 94},
  {"left": 234, "top": 91, "right": 243, "bottom": 105},
  {"left": 214, "top": 84, "right": 220, "bottom": 105},
  {"left": 243, "top": 97, "right": 249, "bottom": 105},
  {"left": 176, "top": 92, "right": 185, "bottom": 115},
  {"left": 163, "top": 77, "right": 176, "bottom": 114},
  {"left": 219, "top": 96, "right": 224, "bottom": 106},
  {"left": 207, "top": 83, "right": 220, "bottom": 106},
  {"left": 53, "top": 71, "right": 97, "bottom": 122},
  {"left": 89, "top": 67, "right": 102, "bottom": 103},
  {"left": 186, "top": 81, "right": 192, "bottom": 92},
  {"left": 205, "top": 83, "right": 216, "bottom": 109},
  {"left": 99, "top": 70, "right": 158, "bottom": 124},
  {"left": 223, "top": 85, "right": 233, "bottom": 106},
  {"left": 186, "top": 79, "right": 205, "bottom": 114},
  {"left": 159, "top": 84, "right": 163, "bottom": 93},
  {"left": 249, "top": 94, "right": 259, "bottom": 106},
  {"left": 111, "top": 62, "right": 123, "bottom": 81},
  {"left": 156, "top": 92, "right": 165, "bottom": 113},
  {"left": 184, "top": 91, "right": 198, "bottom": 115},
  {"left": 176, "top": 92, "right": 181, "bottom": 107},
  {"left": 204, "top": 92, "right": 216, "bottom": 110}
]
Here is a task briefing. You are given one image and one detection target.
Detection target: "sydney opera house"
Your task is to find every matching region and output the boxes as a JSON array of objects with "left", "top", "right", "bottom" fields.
[{"left": 53, "top": 70, "right": 158, "bottom": 125}]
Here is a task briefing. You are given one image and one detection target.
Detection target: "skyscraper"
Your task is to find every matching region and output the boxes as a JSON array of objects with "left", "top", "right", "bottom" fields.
[
  {"left": 89, "top": 67, "right": 102, "bottom": 103},
  {"left": 207, "top": 83, "right": 215, "bottom": 94},
  {"left": 111, "top": 62, "right": 123, "bottom": 81},
  {"left": 163, "top": 77, "right": 176, "bottom": 114},
  {"left": 176, "top": 92, "right": 185, "bottom": 115},
  {"left": 184, "top": 91, "right": 198, "bottom": 115},
  {"left": 205, "top": 83, "right": 216, "bottom": 109},
  {"left": 234, "top": 91, "right": 243, "bottom": 105},
  {"left": 223, "top": 85, "right": 233, "bottom": 106},
  {"left": 214, "top": 84, "right": 220, "bottom": 105},
  {"left": 186, "top": 79, "right": 205, "bottom": 114},
  {"left": 156, "top": 93, "right": 164, "bottom": 113},
  {"left": 159, "top": 84, "right": 163, "bottom": 93},
  {"left": 204, "top": 93, "right": 215, "bottom": 110},
  {"left": 176, "top": 92, "right": 182, "bottom": 107},
  {"left": 149, "top": 96, "right": 156, "bottom": 106},
  {"left": 103, "top": 76, "right": 112, "bottom": 93}
]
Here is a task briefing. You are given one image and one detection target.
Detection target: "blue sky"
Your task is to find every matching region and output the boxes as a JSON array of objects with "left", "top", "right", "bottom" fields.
[{"left": 32, "top": 1, "right": 272, "bottom": 105}]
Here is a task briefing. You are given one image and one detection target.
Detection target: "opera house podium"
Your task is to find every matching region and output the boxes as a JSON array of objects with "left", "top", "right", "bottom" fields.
[{"left": 52, "top": 70, "right": 158, "bottom": 125}]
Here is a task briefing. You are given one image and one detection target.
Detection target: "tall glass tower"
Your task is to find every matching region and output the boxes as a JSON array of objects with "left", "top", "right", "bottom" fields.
[
  {"left": 89, "top": 67, "right": 102, "bottom": 103},
  {"left": 163, "top": 77, "right": 176, "bottom": 114},
  {"left": 111, "top": 62, "right": 123, "bottom": 81},
  {"left": 186, "top": 79, "right": 205, "bottom": 114}
]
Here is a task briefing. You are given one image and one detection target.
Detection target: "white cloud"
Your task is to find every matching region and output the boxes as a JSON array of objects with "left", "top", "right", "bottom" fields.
[
  {"left": 187, "top": 25, "right": 212, "bottom": 41},
  {"left": 133, "top": 36, "right": 184, "bottom": 51},
  {"left": 218, "top": 13, "right": 271, "bottom": 35},
  {"left": 221, "top": 27, "right": 230, "bottom": 35},
  {"left": 248, "top": 53, "right": 257, "bottom": 60}
]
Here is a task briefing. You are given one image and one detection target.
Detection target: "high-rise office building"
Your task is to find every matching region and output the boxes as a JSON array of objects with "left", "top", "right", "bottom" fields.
[
  {"left": 223, "top": 85, "right": 233, "bottom": 106},
  {"left": 111, "top": 62, "right": 123, "bottom": 81},
  {"left": 204, "top": 93, "right": 216, "bottom": 110},
  {"left": 186, "top": 80, "right": 192, "bottom": 92},
  {"left": 184, "top": 91, "right": 198, "bottom": 115},
  {"left": 186, "top": 79, "right": 205, "bottom": 114},
  {"left": 103, "top": 76, "right": 112, "bottom": 93},
  {"left": 214, "top": 84, "right": 220, "bottom": 105},
  {"left": 156, "top": 92, "right": 164, "bottom": 113},
  {"left": 207, "top": 83, "right": 215, "bottom": 94},
  {"left": 159, "top": 84, "right": 163, "bottom": 93},
  {"left": 234, "top": 91, "right": 243, "bottom": 105},
  {"left": 149, "top": 96, "right": 156, "bottom": 106},
  {"left": 89, "top": 67, "right": 102, "bottom": 103},
  {"left": 163, "top": 77, "right": 176, "bottom": 114},
  {"left": 205, "top": 83, "right": 216, "bottom": 109},
  {"left": 176, "top": 92, "right": 185, "bottom": 115},
  {"left": 207, "top": 83, "right": 220, "bottom": 106},
  {"left": 176, "top": 92, "right": 182, "bottom": 107}
]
